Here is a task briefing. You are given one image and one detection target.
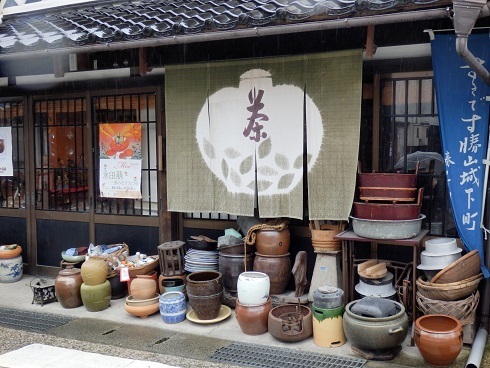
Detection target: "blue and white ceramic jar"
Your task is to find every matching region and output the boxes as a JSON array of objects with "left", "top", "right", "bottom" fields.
[
  {"left": 0, "top": 255, "right": 23, "bottom": 283},
  {"left": 159, "top": 291, "right": 186, "bottom": 323}
]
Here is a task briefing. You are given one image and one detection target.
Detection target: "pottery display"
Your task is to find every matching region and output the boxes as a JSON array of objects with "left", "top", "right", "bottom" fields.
[
  {"left": 414, "top": 314, "right": 463, "bottom": 367},
  {"left": 55, "top": 268, "right": 83, "bottom": 308},
  {"left": 255, "top": 228, "right": 290, "bottom": 255},
  {"left": 0, "top": 255, "right": 23, "bottom": 283},
  {"left": 235, "top": 298, "right": 272, "bottom": 335},
  {"left": 253, "top": 253, "right": 291, "bottom": 295},
  {"left": 80, "top": 280, "right": 111, "bottom": 312},
  {"left": 218, "top": 252, "right": 254, "bottom": 293},
  {"left": 343, "top": 299, "right": 408, "bottom": 351},
  {"left": 159, "top": 291, "right": 186, "bottom": 324},
  {"left": 130, "top": 274, "right": 158, "bottom": 300},
  {"left": 186, "top": 271, "right": 223, "bottom": 320},
  {"left": 236, "top": 271, "right": 270, "bottom": 305},
  {"left": 268, "top": 304, "right": 313, "bottom": 342},
  {"left": 80, "top": 257, "right": 110, "bottom": 286},
  {"left": 312, "top": 304, "right": 345, "bottom": 348},
  {"left": 124, "top": 301, "right": 160, "bottom": 318}
]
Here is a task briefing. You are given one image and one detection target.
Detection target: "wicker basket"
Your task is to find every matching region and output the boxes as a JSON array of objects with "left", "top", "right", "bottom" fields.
[
  {"left": 416, "top": 291, "right": 479, "bottom": 325},
  {"left": 92, "top": 243, "right": 129, "bottom": 263},
  {"left": 123, "top": 255, "right": 159, "bottom": 278},
  {"left": 416, "top": 273, "right": 483, "bottom": 301},
  {"left": 430, "top": 249, "right": 481, "bottom": 284}
]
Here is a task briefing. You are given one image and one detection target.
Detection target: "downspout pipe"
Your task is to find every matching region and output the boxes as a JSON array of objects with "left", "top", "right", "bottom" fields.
[{"left": 453, "top": 0, "right": 490, "bottom": 86}]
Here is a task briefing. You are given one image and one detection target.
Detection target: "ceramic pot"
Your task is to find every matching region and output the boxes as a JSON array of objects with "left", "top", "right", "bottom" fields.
[
  {"left": 343, "top": 299, "right": 408, "bottom": 351},
  {"left": 0, "top": 245, "right": 22, "bottom": 259},
  {"left": 414, "top": 314, "right": 463, "bottom": 367},
  {"left": 55, "top": 268, "right": 83, "bottom": 308},
  {"left": 107, "top": 273, "right": 127, "bottom": 300},
  {"left": 130, "top": 273, "right": 158, "bottom": 300},
  {"left": 253, "top": 253, "right": 291, "bottom": 295},
  {"left": 126, "top": 294, "right": 159, "bottom": 306},
  {"left": 313, "top": 286, "right": 344, "bottom": 309},
  {"left": 0, "top": 255, "right": 23, "bottom": 283},
  {"left": 312, "top": 304, "right": 345, "bottom": 348},
  {"left": 268, "top": 304, "right": 313, "bottom": 342},
  {"left": 237, "top": 271, "right": 270, "bottom": 305},
  {"left": 159, "top": 291, "right": 186, "bottom": 324},
  {"left": 186, "top": 271, "right": 223, "bottom": 320},
  {"left": 186, "top": 271, "right": 223, "bottom": 296},
  {"left": 255, "top": 228, "right": 290, "bottom": 255},
  {"left": 80, "top": 280, "right": 111, "bottom": 312},
  {"left": 219, "top": 252, "right": 254, "bottom": 293},
  {"left": 158, "top": 274, "right": 187, "bottom": 294},
  {"left": 80, "top": 257, "right": 109, "bottom": 286},
  {"left": 235, "top": 298, "right": 272, "bottom": 335},
  {"left": 125, "top": 301, "right": 159, "bottom": 318}
]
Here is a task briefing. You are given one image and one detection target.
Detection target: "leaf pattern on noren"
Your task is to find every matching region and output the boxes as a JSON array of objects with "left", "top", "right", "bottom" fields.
[
  {"left": 278, "top": 173, "right": 294, "bottom": 189},
  {"left": 221, "top": 159, "right": 229, "bottom": 179},
  {"left": 240, "top": 155, "right": 254, "bottom": 175},
  {"left": 230, "top": 169, "right": 241, "bottom": 187},
  {"left": 247, "top": 180, "right": 256, "bottom": 191},
  {"left": 305, "top": 153, "right": 312, "bottom": 166},
  {"left": 203, "top": 138, "right": 215, "bottom": 159},
  {"left": 275, "top": 153, "right": 289, "bottom": 170},
  {"left": 258, "top": 166, "right": 278, "bottom": 176},
  {"left": 294, "top": 154, "right": 303, "bottom": 169},
  {"left": 224, "top": 147, "right": 241, "bottom": 159},
  {"left": 257, "top": 180, "right": 273, "bottom": 191},
  {"left": 258, "top": 138, "right": 271, "bottom": 159}
]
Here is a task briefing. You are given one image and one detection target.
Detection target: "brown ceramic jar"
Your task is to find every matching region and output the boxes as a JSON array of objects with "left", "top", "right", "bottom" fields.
[
  {"left": 414, "top": 314, "right": 463, "bottom": 367},
  {"left": 55, "top": 268, "right": 83, "bottom": 308},
  {"left": 255, "top": 228, "right": 290, "bottom": 255},
  {"left": 235, "top": 298, "right": 272, "bottom": 335},
  {"left": 253, "top": 252, "right": 291, "bottom": 295}
]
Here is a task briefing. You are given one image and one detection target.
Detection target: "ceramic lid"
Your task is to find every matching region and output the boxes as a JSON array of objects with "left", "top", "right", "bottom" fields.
[{"left": 58, "top": 268, "right": 81, "bottom": 276}]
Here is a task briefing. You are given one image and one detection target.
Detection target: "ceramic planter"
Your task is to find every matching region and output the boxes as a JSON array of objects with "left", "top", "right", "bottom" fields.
[
  {"left": 237, "top": 271, "right": 270, "bottom": 305},
  {"left": 268, "top": 304, "right": 313, "bottom": 342},
  {"left": 235, "top": 298, "right": 272, "bottom": 335},
  {"left": 253, "top": 253, "right": 291, "bottom": 295},
  {"left": 159, "top": 291, "right": 186, "bottom": 324},
  {"left": 0, "top": 255, "right": 23, "bottom": 283},
  {"left": 255, "top": 228, "right": 290, "bottom": 255},
  {"left": 80, "top": 280, "right": 111, "bottom": 312},
  {"left": 414, "top": 314, "right": 463, "bottom": 367},
  {"left": 130, "top": 274, "right": 157, "bottom": 300},
  {"left": 80, "top": 257, "right": 110, "bottom": 286},
  {"left": 55, "top": 268, "right": 83, "bottom": 308},
  {"left": 186, "top": 271, "right": 223, "bottom": 320}
]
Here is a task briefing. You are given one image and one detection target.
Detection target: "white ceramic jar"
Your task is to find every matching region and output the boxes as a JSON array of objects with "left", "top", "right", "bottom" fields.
[
  {"left": 237, "top": 271, "right": 270, "bottom": 305},
  {"left": 0, "top": 255, "right": 23, "bottom": 283}
]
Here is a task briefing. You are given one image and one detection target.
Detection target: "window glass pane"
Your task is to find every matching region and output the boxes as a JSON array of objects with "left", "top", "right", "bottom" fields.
[
  {"left": 407, "top": 80, "right": 419, "bottom": 115},
  {"left": 421, "top": 79, "right": 433, "bottom": 115},
  {"left": 34, "top": 98, "right": 87, "bottom": 211},
  {"left": 394, "top": 80, "right": 406, "bottom": 115}
]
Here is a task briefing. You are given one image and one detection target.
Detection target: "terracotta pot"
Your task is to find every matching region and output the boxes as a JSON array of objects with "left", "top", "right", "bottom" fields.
[
  {"left": 80, "top": 257, "right": 109, "bottom": 286},
  {"left": 219, "top": 252, "right": 254, "bottom": 293},
  {"left": 55, "top": 268, "right": 83, "bottom": 308},
  {"left": 0, "top": 255, "right": 23, "bottom": 283},
  {"left": 253, "top": 253, "right": 291, "bottom": 295},
  {"left": 268, "top": 304, "right": 313, "bottom": 342},
  {"left": 235, "top": 298, "right": 272, "bottom": 335},
  {"left": 124, "top": 301, "right": 159, "bottom": 318},
  {"left": 80, "top": 280, "right": 111, "bottom": 312},
  {"left": 0, "top": 245, "right": 22, "bottom": 259},
  {"left": 255, "top": 228, "right": 290, "bottom": 255},
  {"left": 186, "top": 271, "right": 223, "bottom": 320},
  {"left": 130, "top": 274, "right": 158, "bottom": 300},
  {"left": 414, "top": 314, "right": 463, "bottom": 367}
]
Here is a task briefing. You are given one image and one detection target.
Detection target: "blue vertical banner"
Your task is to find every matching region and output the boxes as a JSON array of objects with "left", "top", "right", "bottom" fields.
[{"left": 431, "top": 33, "right": 490, "bottom": 278}]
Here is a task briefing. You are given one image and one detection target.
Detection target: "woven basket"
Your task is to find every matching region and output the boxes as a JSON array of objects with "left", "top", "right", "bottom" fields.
[
  {"left": 92, "top": 243, "right": 129, "bottom": 262},
  {"left": 430, "top": 249, "right": 481, "bottom": 284},
  {"left": 416, "top": 291, "right": 479, "bottom": 325},
  {"left": 416, "top": 273, "right": 483, "bottom": 301},
  {"left": 126, "top": 255, "right": 159, "bottom": 278}
]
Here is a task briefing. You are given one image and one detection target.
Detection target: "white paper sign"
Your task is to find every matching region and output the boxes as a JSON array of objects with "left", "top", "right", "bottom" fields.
[
  {"left": 99, "top": 158, "right": 142, "bottom": 199},
  {"left": 0, "top": 127, "right": 13, "bottom": 176}
]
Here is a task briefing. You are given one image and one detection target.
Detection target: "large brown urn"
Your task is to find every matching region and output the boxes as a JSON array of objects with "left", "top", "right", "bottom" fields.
[
  {"left": 255, "top": 228, "right": 290, "bottom": 255},
  {"left": 235, "top": 298, "right": 272, "bottom": 335},
  {"left": 253, "top": 252, "right": 291, "bottom": 295},
  {"left": 55, "top": 268, "right": 83, "bottom": 308}
]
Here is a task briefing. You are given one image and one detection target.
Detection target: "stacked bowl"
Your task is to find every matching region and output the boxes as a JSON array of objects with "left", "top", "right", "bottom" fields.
[{"left": 417, "top": 238, "right": 462, "bottom": 280}]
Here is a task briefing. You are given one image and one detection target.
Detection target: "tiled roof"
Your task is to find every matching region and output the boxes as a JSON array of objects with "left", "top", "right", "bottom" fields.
[{"left": 0, "top": 0, "right": 451, "bottom": 55}]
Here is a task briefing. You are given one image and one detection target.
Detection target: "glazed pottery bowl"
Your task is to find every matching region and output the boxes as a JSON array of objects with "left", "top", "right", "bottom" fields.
[
  {"left": 125, "top": 300, "right": 160, "bottom": 318},
  {"left": 237, "top": 271, "right": 270, "bottom": 305},
  {"left": 61, "top": 251, "right": 86, "bottom": 263},
  {"left": 126, "top": 294, "right": 159, "bottom": 307},
  {"left": 414, "top": 314, "right": 463, "bottom": 367}
]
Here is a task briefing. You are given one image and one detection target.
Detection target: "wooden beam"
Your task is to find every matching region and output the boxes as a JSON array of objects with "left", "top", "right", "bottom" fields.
[
  {"left": 138, "top": 47, "right": 147, "bottom": 76},
  {"left": 365, "top": 25, "right": 376, "bottom": 58}
]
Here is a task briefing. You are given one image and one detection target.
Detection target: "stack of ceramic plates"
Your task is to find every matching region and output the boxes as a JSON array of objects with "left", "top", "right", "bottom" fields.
[{"left": 184, "top": 249, "right": 219, "bottom": 273}]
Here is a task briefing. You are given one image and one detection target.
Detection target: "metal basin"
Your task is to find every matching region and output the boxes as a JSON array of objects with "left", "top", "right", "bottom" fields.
[{"left": 350, "top": 215, "right": 425, "bottom": 240}]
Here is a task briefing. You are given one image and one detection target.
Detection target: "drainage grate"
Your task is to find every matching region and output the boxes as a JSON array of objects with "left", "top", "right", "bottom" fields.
[
  {"left": 210, "top": 341, "right": 366, "bottom": 368},
  {"left": 0, "top": 306, "right": 76, "bottom": 332}
]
